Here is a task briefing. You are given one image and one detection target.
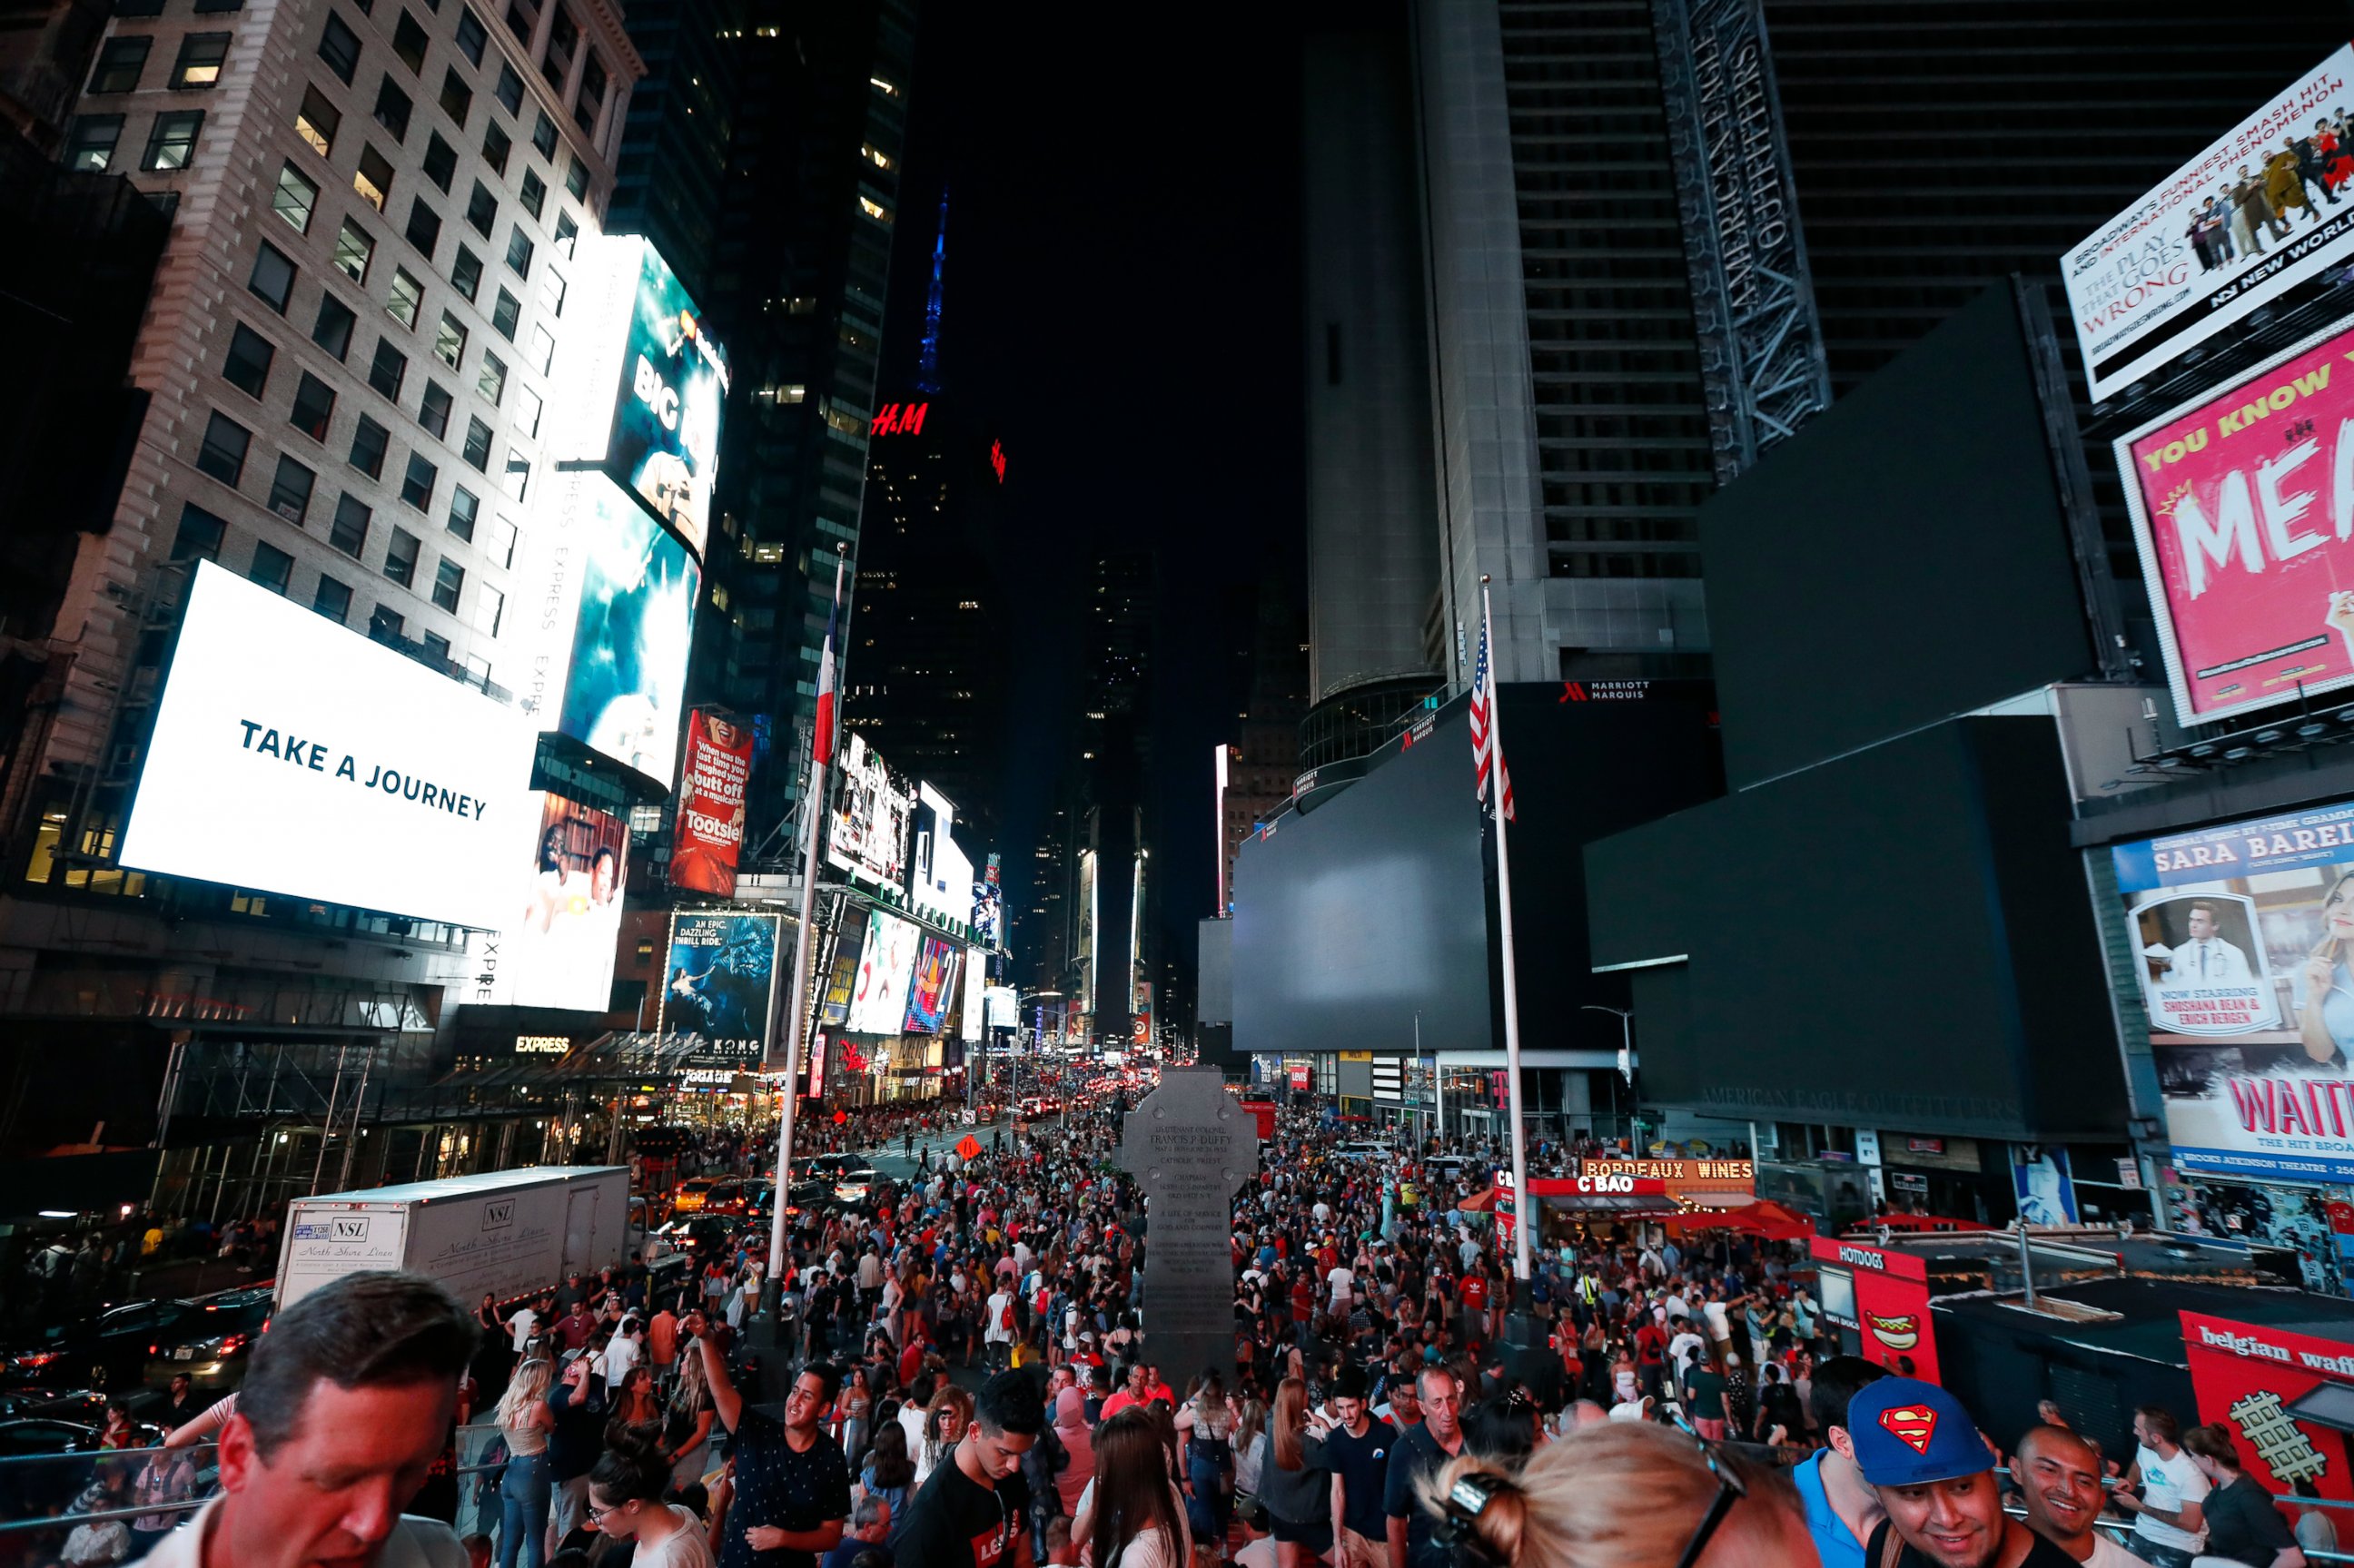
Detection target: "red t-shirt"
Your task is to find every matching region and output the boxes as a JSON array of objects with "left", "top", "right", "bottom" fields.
[
  {"left": 1460, "top": 1276, "right": 1489, "bottom": 1313},
  {"left": 1291, "top": 1277, "right": 1316, "bottom": 1322},
  {"left": 1635, "top": 1324, "right": 1667, "bottom": 1366}
]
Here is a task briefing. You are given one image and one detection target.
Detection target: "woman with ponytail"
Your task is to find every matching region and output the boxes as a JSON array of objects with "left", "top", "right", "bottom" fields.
[
  {"left": 587, "top": 1429, "right": 715, "bottom": 1568},
  {"left": 1412, "top": 1424, "right": 1812, "bottom": 1568}
]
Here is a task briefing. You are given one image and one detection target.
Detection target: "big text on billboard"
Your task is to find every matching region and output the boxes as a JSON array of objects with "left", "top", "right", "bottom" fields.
[
  {"left": 2064, "top": 45, "right": 2354, "bottom": 402},
  {"left": 671, "top": 710, "right": 755, "bottom": 896},
  {"left": 2119, "top": 320, "right": 2354, "bottom": 726}
]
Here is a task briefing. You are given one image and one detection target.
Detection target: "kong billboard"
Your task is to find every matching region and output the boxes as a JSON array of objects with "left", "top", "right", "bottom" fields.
[{"left": 2064, "top": 45, "right": 2354, "bottom": 402}]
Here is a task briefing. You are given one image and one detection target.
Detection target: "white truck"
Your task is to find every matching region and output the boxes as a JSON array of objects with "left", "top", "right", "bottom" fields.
[{"left": 275, "top": 1166, "right": 632, "bottom": 1309}]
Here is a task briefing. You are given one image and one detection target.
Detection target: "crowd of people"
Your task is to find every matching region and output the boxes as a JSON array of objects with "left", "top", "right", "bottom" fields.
[{"left": 31, "top": 1102, "right": 2344, "bottom": 1568}]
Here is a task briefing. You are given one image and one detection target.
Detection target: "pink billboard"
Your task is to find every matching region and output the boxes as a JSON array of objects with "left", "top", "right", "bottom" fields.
[{"left": 2121, "top": 322, "right": 2354, "bottom": 726}]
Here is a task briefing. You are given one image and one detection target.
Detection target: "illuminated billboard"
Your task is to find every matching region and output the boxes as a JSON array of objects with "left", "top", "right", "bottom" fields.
[
  {"left": 2112, "top": 797, "right": 2354, "bottom": 1182},
  {"left": 846, "top": 909, "right": 920, "bottom": 1034},
  {"left": 816, "top": 904, "right": 867, "bottom": 1028},
  {"left": 549, "top": 235, "right": 728, "bottom": 560},
  {"left": 961, "top": 954, "right": 987, "bottom": 1042},
  {"left": 465, "top": 794, "right": 628, "bottom": 1010},
  {"left": 911, "top": 782, "right": 974, "bottom": 925},
  {"left": 2063, "top": 46, "right": 2354, "bottom": 403},
  {"left": 905, "top": 935, "right": 959, "bottom": 1033},
  {"left": 827, "top": 733, "right": 912, "bottom": 887},
  {"left": 516, "top": 471, "right": 699, "bottom": 787},
  {"left": 658, "top": 911, "right": 777, "bottom": 1064},
  {"left": 2116, "top": 318, "right": 2354, "bottom": 727},
  {"left": 671, "top": 710, "right": 754, "bottom": 895},
  {"left": 119, "top": 562, "right": 538, "bottom": 928}
]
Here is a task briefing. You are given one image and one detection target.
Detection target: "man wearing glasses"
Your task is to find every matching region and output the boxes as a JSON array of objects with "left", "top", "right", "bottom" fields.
[
  {"left": 685, "top": 1312, "right": 851, "bottom": 1568},
  {"left": 894, "top": 1370, "right": 1042, "bottom": 1568},
  {"left": 1383, "top": 1367, "right": 1465, "bottom": 1568}
]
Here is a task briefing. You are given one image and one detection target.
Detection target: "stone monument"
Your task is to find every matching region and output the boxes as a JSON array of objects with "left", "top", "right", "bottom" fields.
[{"left": 1116, "top": 1065, "right": 1256, "bottom": 1391}]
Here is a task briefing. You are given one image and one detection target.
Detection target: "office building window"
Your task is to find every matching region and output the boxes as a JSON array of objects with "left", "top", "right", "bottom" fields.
[
  {"left": 368, "top": 337, "right": 407, "bottom": 399},
  {"left": 488, "top": 513, "right": 517, "bottom": 567},
  {"left": 290, "top": 370, "right": 336, "bottom": 439},
  {"left": 332, "top": 217, "right": 374, "bottom": 281},
  {"left": 295, "top": 84, "right": 340, "bottom": 156},
  {"left": 422, "top": 629, "right": 450, "bottom": 661},
  {"left": 537, "top": 267, "right": 564, "bottom": 318},
  {"left": 383, "top": 527, "right": 419, "bottom": 587},
  {"left": 538, "top": 11, "right": 569, "bottom": 89},
  {"left": 565, "top": 153, "right": 588, "bottom": 200},
  {"left": 421, "top": 129, "right": 456, "bottom": 190},
  {"left": 461, "top": 415, "right": 490, "bottom": 470},
  {"left": 464, "top": 180, "right": 495, "bottom": 237},
  {"left": 499, "top": 451, "right": 528, "bottom": 502},
  {"left": 312, "top": 294, "right": 356, "bottom": 360},
  {"left": 447, "top": 482, "right": 478, "bottom": 539},
  {"left": 471, "top": 583, "right": 502, "bottom": 637},
  {"left": 268, "top": 453, "right": 315, "bottom": 522},
  {"left": 552, "top": 210, "right": 577, "bottom": 258},
  {"left": 404, "top": 197, "right": 440, "bottom": 257},
  {"left": 329, "top": 492, "right": 371, "bottom": 556},
  {"left": 313, "top": 573, "right": 353, "bottom": 623},
  {"left": 493, "top": 63, "right": 521, "bottom": 113},
  {"left": 439, "top": 69, "right": 470, "bottom": 127},
  {"left": 170, "top": 32, "right": 230, "bottom": 89},
  {"left": 454, "top": 6, "right": 486, "bottom": 64},
  {"left": 354, "top": 143, "right": 393, "bottom": 209},
  {"left": 370, "top": 605, "right": 403, "bottom": 639},
  {"left": 503, "top": 225, "right": 532, "bottom": 278},
  {"left": 317, "top": 11, "right": 361, "bottom": 83},
  {"left": 450, "top": 243, "right": 481, "bottom": 301},
  {"left": 196, "top": 410, "right": 250, "bottom": 485},
  {"left": 516, "top": 383, "right": 541, "bottom": 438},
  {"left": 173, "top": 502, "right": 227, "bottom": 561},
  {"left": 530, "top": 108, "right": 555, "bottom": 158},
  {"left": 386, "top": 266, "right": 423, "bottom": 327},
  {"left": 572, "top": 51, "right": 604, "bottom": 134},
  {"left": 64, "top": 114, "right": 124, "bottom": 171},
  {"left": 193, "top": 0, "right": 243, "bottom": 14},
  {"left": 433, "top": 311, "right": 465, "bottom": 368},
  {"left": 250, "top": 539, "right": 294, "bottom": 595},
  {"left": 480, "top": 117, "right": 510, "bottom": 173},
  {"left": 143, "top": 111, "right": 203, "bottom": 171},
  {"left": 223, "top": 322, "right": 274, "bottom": 396},
  {"left": 419, "top": 380, "right": 452, "bottom": 438},
  {"left": 501, "top": 0, "right": 531, "bottom": 40},
  {"left": 401, "top": 450, "right": 436, "bottom": 510},
  {"left": 476, "top": 349, "right": 506, "bottom": 404},
  {"left": 272, "top": 162, "right": 318, "bottom": 232},
  {"left": 431, "top": 556, "right": 463, "bottom": 612},
  {"left": 391, "top": 10, "right": 427, "bottom": 72},
  {"left": 349, "top": 412, "right": 390, "bottom": 478},
  {"left": 115, "top": 0, "right": 163, "bottom": 15},
  {"left": 373, "top": 74, "right": 411, "bottom": 140},
  {"left": 88, "top": 35, "right": 150, "bottom": 93},
  {"left": 490, "top": 286, "right": 518, "bottom": 340},
  {"left": 528, "top": 322, "right": 553, "bottom": 374},
  {"left": 517, "top": 167, "right": 545, "bottom": 220}
]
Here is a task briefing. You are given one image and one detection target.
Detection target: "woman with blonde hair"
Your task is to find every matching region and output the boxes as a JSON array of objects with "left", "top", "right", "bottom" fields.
[
  {"left": 916, "top": 1384, "right": 974, "bottom": 1486},
  {"left": 493, "top": 1357, "right": 559, "bottom": 1568},
  {"left": 662, "top": 1346, "right": 717, "bottom": 1486},
  {"left": 1414, "top": 1421, "right": 1814, "bottom": 1568}
]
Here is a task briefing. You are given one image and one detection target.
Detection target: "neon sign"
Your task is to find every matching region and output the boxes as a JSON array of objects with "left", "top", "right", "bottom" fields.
[
  {"left": 869, "top": 401, "right": 927, "bottom": 436},
  {"left": 990, "top": 439, "right": 1006, "bottom": 483}
]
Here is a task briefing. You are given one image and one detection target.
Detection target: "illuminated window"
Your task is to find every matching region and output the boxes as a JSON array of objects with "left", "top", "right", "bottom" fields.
[
  {"left": 869, "top": 74, "right": 897, "bottom": 95},
  {"left": 857, "top": 196, "right": 890, "bottom": 222},
  {"left": 295, "top": 85, "right": 340, "bottom": 156},
  {"left": 273, "top": 162, "right": 318, "bottom": 232},
  {"left": 333, "top": 217, "right": 374, "bottom": 281},
  {"left": 386, "top": 266, "right": 423, "bottom": 327},
  {"left": 354, "top": 144, "right": 394, "bottom": 210},
  {"left": 64, "top": 114, "right": 123, "bottom": 171},
  {"left": 433, "top": 311, "right": 465, "bottom": 368},
  {"left": 143, "top": 110, "right": 203, "bottom": 170},
  {"left": 170, "top": 32, "right": 231, "bottom": 89},
  {"left": 860, "top": 143, "right": 890, "bottom": 169}
]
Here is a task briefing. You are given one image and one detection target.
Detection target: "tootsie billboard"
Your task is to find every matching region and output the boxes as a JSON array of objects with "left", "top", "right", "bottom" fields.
[
  {"left": 2064, "top": 44, "right": 2354, "bottom": 402},
  {"left": 2119, "top": 319, "right": 2354, "bottom": 727},
  {"left": 670, "top": 710, "right": 755, "bottom": 897},
  {"left": 2113, "top": 798, "right": 2354, "bottom": 1182}
]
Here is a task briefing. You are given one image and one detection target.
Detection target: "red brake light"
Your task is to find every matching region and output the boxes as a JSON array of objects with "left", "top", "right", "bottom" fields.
[
  {"left": 147, "top": 1345, "right": 157, "bottom": 1356},
  {"left": 218, "top": 1334, "right": 249, "bottom": 1357}
]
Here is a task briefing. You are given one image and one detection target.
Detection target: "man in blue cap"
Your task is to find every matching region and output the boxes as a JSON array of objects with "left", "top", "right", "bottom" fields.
[{"left": 1847, "top": 1377, "right": 2075, "bottom": 1568}]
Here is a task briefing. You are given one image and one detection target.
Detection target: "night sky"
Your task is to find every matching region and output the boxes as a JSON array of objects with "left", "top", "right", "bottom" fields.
[{"left": 877, "top": 5, "right": 1310, "bottom": 979}]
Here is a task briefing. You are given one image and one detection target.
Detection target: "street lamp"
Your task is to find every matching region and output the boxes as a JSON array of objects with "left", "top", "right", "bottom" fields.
[{"left": 1581, "top": 1005, "right": 1635, "bottom": 1146}]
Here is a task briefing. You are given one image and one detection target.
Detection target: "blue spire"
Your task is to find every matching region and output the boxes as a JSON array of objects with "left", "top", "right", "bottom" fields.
[{"left": 915, "top": 185, "right": 947, "bottom": 394}]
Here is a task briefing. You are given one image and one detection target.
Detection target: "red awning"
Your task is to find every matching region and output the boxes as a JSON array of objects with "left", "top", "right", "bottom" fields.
[
  {"left": 1661, "top": 1198, "right": 1814, "bottom": 1242},
  {"left": 1863, "top": 1212, "right": 1993, "bottom": 1233},
  {"left": 1459, "top": 1187, "right": 1499, "bottom": 1213}
]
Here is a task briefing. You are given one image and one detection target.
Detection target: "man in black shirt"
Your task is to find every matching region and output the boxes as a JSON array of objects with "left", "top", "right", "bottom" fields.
[
  {"left": 687, "top": 1312, "right": 852, "bottom": 1568},
  {"left": 1320, "top": 1368, "right": 1395, "bottom": 1566},
  {"left": 1383, "top": 1367, "right": 1464, "bottom": 1568},
  {"left": 1849, "top": 1378, "right": 2075, "bottom": 1568},
  {"left": 896, "top": 1368, "right": 1040, "bottom": 1568}
]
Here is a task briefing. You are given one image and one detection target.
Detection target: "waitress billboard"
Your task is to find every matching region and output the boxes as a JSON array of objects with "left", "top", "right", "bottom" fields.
[{"left": 2119, "top": 319, "right": 2354, "bottom": 727}]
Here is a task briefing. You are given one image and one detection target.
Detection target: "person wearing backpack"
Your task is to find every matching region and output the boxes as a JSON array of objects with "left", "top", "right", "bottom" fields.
[{"left": 984, "top": 1278, "right": 1019, "bottom": 1373}]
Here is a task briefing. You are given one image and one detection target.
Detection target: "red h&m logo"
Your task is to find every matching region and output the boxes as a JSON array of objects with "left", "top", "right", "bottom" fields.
[{"left": 869, "top": 401, "right": 928, "bottom": 436}]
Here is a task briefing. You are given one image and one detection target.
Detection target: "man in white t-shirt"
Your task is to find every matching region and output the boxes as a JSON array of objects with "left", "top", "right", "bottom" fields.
[
  {"left": 506, "top": 1302, "right": 539, "bottom": 1354},
  {"left": 2119, "top": 1405, "right": 2209, "bottom": 1567},
  {"left": 599, "top": 1318, "right": 642, "bottom": 1391},
  {"left": 1667, "top": 1317, "right": 1706, "bottom": 1376},
  {"left": 983, "top": 1286, "right": 1017, "bottom": 1370},
  {"left": 1325, "top": 1264, "right": 1356, "bottom": 1315}
]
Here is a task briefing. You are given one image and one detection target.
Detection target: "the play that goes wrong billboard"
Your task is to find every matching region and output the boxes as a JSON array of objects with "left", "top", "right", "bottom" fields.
[{"left": 2119, "top": 318, "right": 2354, "bottom": 727}]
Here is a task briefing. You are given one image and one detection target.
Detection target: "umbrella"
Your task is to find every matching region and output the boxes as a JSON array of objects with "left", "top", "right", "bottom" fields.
[
  {"left": 1458, "top": 1186, "right": 1499, "bottom": 1213},
  {"left": 1659, "top": 1198, "right": 1815, "bottom": 1242}
]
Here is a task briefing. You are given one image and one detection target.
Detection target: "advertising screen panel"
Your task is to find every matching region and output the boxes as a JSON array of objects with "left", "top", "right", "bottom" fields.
[
  {"left": 549, "top": 235, "right": 727, "bottom": 560},
  {"left": 671, "top": 710, "right": 754, "bottom": 895},
  {"left": 2118, "top": 320, "right": 2354, "bottom": 726},
  {"left": 827, "top": 734, "right": 912, "bottom": 886},
  {"left": 657, "top": 912, "right": 777, "bottom": 1064},
  {"left": 2113, "top": 798, "right": 2354, "bottom": 1181},
  {"left": 984, "top": 984, "right": 1018, "bottom": 1032},
  {"left": 846, "top": 910, "right": 919, "bottom": 1034},
  {"left": 961, "top": 953, "right": 986, "bottom": 1042},
  {"left": 905, "top": 936, "right": 959, "bottom": 1033},
  {"left": 2063, "top": 46, "right": 2354, "bottom": 401},
  {"left": 119, "top": 562, "right": 538, "bottom": 928},
  {"left": 464, "top": 793, "right": 628, "bottom": 1010},
  {"left": 911, "top": 784, "right": 974, "bottom": 925},
  {"left": 817, "top": 905, "right": 867, "bottom": 1028}
]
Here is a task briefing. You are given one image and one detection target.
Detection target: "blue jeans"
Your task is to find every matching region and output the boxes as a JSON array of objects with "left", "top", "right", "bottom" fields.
[{"left": 498, "top": 1452, "right": 552, "bottom": 1568}]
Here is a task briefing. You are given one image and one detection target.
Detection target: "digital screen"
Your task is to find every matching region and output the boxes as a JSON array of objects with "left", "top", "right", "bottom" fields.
[
  {"left": 118, "top": 562, "right": 538, "bottom": 928},
  {"left": 1816, "top": 1267, "right": 1857, "bottom": 1330},
  {"left": 516, "top": 471, "right": 699, "bottom": 788},
  {"left": 817, "top": 904, "right": 868, "bottom": 1028},
  {"left": 911, "top": 783, "right": 974, "bottom": 925},
  {"left": 658, "top": 912, "right": 777, "bottom": 1062},
  {"left": 846, "top": 910, "right": 919, "bottom": 1033},
  {"left": 827, "top": 733, "right": 912, "bottom": 886},
  {"left": 904, "top": 936, "right": 959, "bottom": 1033},
  {"left": 465, "top": 793, "right": 628, "bottom": 1010},
  {"left": 961, "top": 956, "right": 987, "bottom": 1042},
  {"left": 671, "top": 709, "right": 754, "bottom": 896}
]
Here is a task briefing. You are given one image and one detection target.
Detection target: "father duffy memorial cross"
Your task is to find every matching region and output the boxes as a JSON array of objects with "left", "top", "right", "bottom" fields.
[{"left": 1116, "top": 1065, "right": 1257, "bottom": 1392}]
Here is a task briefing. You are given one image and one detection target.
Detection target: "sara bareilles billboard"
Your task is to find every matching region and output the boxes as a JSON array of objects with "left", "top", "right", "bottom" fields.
[
  {"left": 671, "top": 710, "right": 755, "bottom": 896},
  {"left": 550, "top": 236, "right": 729, "bottom": 561},
  {"left": 119, "top": 562, "right": 537, "bottom": 928},
  {"left": 2119, "top": 318, "right": 2354, "bottom": 726},
  {"left": 2064, "top": 46, "right": 2354, "bottom": 402}
]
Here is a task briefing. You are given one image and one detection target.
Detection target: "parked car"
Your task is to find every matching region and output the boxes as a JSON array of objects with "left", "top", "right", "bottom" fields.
[
  {"left": 647, "top": 1215, "right": 739, "bottom": 1267},
  {"left": 144, "top": 1286, "right": 274, "bottom": 1392},
  {"left": 669, "top": 1178, "right": 719, "bottom": 1216},
  {"left": 4, "top": 1299, "right": 193, "bottom": 1393}
]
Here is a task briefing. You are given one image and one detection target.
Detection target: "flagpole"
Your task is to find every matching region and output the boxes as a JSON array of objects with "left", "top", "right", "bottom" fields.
[
  {"left": 766, "top": 544, "right": 847, "bottom": 1300},
  {"left": 1481, "top": 577, "right": 1534, "bottom": 1287}
]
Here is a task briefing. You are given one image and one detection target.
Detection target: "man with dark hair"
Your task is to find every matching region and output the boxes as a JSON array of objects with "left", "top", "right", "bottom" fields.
[
  {"left": 145, "top": 1269, "right": 478, "bottom": 1568},
  {"left": 1322, "top": 1366, "right": 1395, "bottom": 1568},
  {"left": 1789, "top": 1355, "right": 1888, "bottom": 1568},
  {"left": 2016, "top": 1425, "right": 2138, "bottom": 1565},
  {"left": 895, "top": 1368, "right": 1039, "bottom": 1568},
  {"left": 688, "top": 1311, "right": 850, "bottom": 1568}
]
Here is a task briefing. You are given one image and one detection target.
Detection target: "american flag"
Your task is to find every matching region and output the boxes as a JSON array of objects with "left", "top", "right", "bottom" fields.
[{"left": 1469, "top": 606, "right": 1514, "bottom": 821}]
